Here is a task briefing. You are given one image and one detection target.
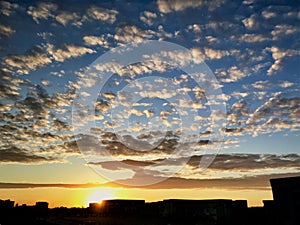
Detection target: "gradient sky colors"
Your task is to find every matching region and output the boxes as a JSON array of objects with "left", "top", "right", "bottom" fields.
[{"left": 0, "top": 0, "right": 299, "bottom": 207}]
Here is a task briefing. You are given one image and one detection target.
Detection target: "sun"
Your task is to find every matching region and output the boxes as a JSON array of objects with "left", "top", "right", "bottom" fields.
[{"left": 85, "top": 189, "right": 115, "bottom": 205}]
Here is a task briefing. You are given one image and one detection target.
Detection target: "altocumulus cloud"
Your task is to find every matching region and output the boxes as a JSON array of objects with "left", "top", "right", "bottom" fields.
[{"left": 0, "top": 0, "right": 299, "bottom": 187}]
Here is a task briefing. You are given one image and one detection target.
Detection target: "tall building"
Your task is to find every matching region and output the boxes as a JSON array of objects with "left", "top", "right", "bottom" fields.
[{"left": 270, "top": 176, "right": 300, "bottom": 225}]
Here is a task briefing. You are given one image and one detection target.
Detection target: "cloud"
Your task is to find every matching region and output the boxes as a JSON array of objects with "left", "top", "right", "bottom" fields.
[
  {"left": 0, "top": 24, "right": 15, "bottom": 36},
  {"left": 204, "top": 48, "right": 229, "bottom": 60},
  {"left": 239, "top": 34, "right": 268, "bottom": 43},
  {"left": 157, "top": 0, "right": 202, "bottom": 13},
  {"left": 279, "top": 81, "right": 294, "bottom": 88},
  {"left": 0, "top": 146, "right": 54, "bottom": 163},
  {"left": 247, "top": 94, "right": 300, "bottom": 135},
  {"left": 266, "top": 46, "right": 299, "bottom": 75},
  {"left": 92, "top": 152, "right": 300, "bottom": 188},
  {"left": 222, "top": 128, "right": 243, "bottom": 136},
  {"left": 143, "top": 109, "right": 155, "bottom": 118},
  {"left": 140, "top": 11, "right": 157, "bottom": 26},
  {"left": 143, "top": 173, "right": 300, "bottom": 189},
  {"left": 0, "top": 0, "right": 299, "bottom": 186},
  {"left": 221, "top": 66, "right": 246, "bottom": 83},
  {"left": 0, "top": 74, "right": 24, "bottom": 100},
  {"left": 86, "top": 5, "right": 118, "bottom": 23},
  {"left": 47, "top": 44, "right": 95, "bottom": 62},
  {"left": 226, "top": 88, "right": 300, "bottom": 138},
  {"left": 271, "top": 25, "right": 298, "bottom": 40},
  {"left": 0, "top": 182, "right": 105, "bottom": 189},
  {"left": 242, "top": 14, "right": 259, "bottom": 30},
  {"left": 261, "top": 10, "right": 276, "bottom": 19},
  {"left": 252, "top": 80, "right": 272, "bottom": 90},
  {"left": 27, "top": 2, "right": 58, "bottom": 24},
  {"left": 83, "top": 35, "right": 109, "bottom": 48},
  {"left": 0, "top": 84, "right": 80, "bottom": 164},
  {"left": 188, "top": 154, "right": 300, "bottom": 171},
  {"left": 27, "top": 2, "right": 84, "bottom": 27},
  {"left": 72, "top": 130, "right": 184, "bottom": 164},
  {"left": 1, "top": 173, "right": 299, "bottom": 190},
  {"left": 114, "top": 25, "right": 154, "bottom": 43},
  {"left": 251, "top": 80, "right": 294, "bottom": 91},
  {"left": 86, "top": 153, "right": 300, "bottom": 186},
  {"left": 3, "top": 46, "right": 52, "bottom": 74},
  {"left": 55, "top": 11, "right": 80, "bottom": 26},
  {"left": 0, "top": 1, "right": 19, "bottom": 16}
]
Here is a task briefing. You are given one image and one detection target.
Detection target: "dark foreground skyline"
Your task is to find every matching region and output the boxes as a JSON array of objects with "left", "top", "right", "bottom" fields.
[
  {"left": 1, "top": 0, "right": 299, "bottom": 207},
  {"left": 1, "top": 176, "right": 299, "bottom": 225}
]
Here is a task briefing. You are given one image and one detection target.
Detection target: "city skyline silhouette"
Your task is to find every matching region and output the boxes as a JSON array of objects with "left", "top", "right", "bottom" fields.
[
  {"left": 1, "top": 176, "right": 299, "bottom": 225},
  {"left": 1, "top": 0, "right": 299, "bottom": 224}
]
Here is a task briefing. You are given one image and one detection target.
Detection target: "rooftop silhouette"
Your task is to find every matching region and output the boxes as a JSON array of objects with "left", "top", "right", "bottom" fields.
[{"left": 1, "top": 176, "right": 299, "bottom": 225}]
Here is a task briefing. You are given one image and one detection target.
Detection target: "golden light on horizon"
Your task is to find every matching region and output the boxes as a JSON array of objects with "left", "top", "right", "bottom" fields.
[{"left": 84, "top": 188, "right": 116, "bottom": 205}]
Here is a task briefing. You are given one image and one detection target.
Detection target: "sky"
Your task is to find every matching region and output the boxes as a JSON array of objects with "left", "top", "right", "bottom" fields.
[{"left": 0, "top": 0, "right": 299, "bottom": 207}]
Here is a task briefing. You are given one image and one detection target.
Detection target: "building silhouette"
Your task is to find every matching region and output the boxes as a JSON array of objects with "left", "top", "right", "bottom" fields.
[
  {"left": 270, "top": 176, "right": 300, "bottom": 225},
  {"left": 0, "top": 199, "right": 14, "bottom": 209},
  {"left": 35, "top": 201, "right": 49, "bottom": 209},
  {"left": 158, "top": 199, "right": 248, "bottom": 225},
  {"left": 0, "top": 176, "right": 299, "bottom": 225}
]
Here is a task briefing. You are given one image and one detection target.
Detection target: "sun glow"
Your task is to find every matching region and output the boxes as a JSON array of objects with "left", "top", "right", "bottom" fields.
[{"left": 85, "top": 188, "right": 116, "bottom": 205}]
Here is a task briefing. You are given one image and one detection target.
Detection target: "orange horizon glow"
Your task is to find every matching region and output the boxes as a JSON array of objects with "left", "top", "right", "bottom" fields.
[
  {"left": 84, "top": 188, "right": 116, "bottom": 206},
  {"left": 0, "top": 187, "right": 273, "bottom": 208}
]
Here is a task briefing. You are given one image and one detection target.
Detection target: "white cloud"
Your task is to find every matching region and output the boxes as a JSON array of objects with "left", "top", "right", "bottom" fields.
[
  {"left": 140, "top": 11, "right": 157, "bottom": 26},
  {"left": 246, "top": 94, "right": 300, "bottom": 136},
  {"left": 240, "top": 34, "right": 268, "bottom": 43},
  {"left": 252, "top": 80, "right": 272, "bottom": 90},
  {"left": 156, "top": 25, "right": 173, "bottom": 40},
  {"left": 143, "top": 109, "right": 154, "bottom": 118},
  {"left": 242, "top": 14, "right": 259, "bottom": 30},
  {"left": 93, "top": 61, "right": 123, "bottom": 74},
  {"left": 266, "top": 46, "right": 299, "bottom": 75},
  {"left": 221, "top": 66, "right": 246, "bottom": 83},
  {"left": 0, "top": 24, "right": 15, "bottom": 36},
  {"left": 27, "top": 2, "right": 57, "bottom": 24},
  {"left": 86, "top": 5, "right": 118, "bottom": 23},
  {"left": 4, "top": 47, "right": 52, "bottom": 74},
  {"left": 271, "top": 25, "right": 298, "bottom": 40},
  {"left": 141, "top": 48, "right": 205, "bottom": 69},
  {"left": 178, "top": 99, "right": 204, "bottom": 109},
  {"left": 83, "top": 35, "right": 109, "bottom": 48},
  {"left": 204, "top": 48, "right": 229, "bottom": 60},
  {"left": 114, "top": 25, "right": 154, "bottom": 43},
  {"left": 279, "top": 81, "right": 294, "bottom": 88},
  {"left": 47, "top": 44, "right": 95, "bottom": 62},
  {"left": 37, "top": 32, "right": 53, "bottom": 40},
  {"left": 261, "top": 10, "right": 276, "bottom": 19},
  {"left": 55, "top": 11, "right": 80, "bottom": 26},
  {"left": 157, "top": 0, "right": 202, "bottom": 13},
  {"left": 187, "top": 24, "right": 202, "bottom": 33},
  {"left": 0, "top": 1, "right": 19, "bottom": 16},
  {"left": 130, "top": 108, "right": 144, "bottom": 117},
  {"left": 41, "top": 79, "right": 51, "bottom": 87}
]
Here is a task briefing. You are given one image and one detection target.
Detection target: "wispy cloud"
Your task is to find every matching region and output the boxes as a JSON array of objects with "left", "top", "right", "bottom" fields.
[
  {"left": 86, "top": 5, "right": 118, "bottom": 24},
  {"left": 157, "top": 0, "right": 202, "bottom": 14},
  {"left": 0, "top": 1, "right": 19, "bottom": 16},
  {"left": 46, "top": 44, "right": 95, "bottom": 62},
  {"left": 3, "top": 46, "right": 51, "bottom": 74},
  {"left": 0, "top": 24, "right": 15, "bottom": 36},
  {"left": 1, "top": 173, "right": 299, "bottom": 190},
  {"left": 27, "top": 2, "right": 58, "bottom": 24},
  {"left": 0, "top": 0, "right": 299, "bottom": 189}
]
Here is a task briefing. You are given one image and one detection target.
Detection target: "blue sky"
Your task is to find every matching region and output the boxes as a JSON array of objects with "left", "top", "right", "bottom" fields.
[{"left": 0, "top": 0, "right": 299, "bottom": 205}]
